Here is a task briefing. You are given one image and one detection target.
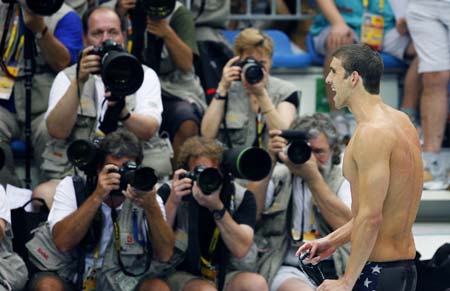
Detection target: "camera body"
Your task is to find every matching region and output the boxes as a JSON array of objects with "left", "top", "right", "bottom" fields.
[
  {"left": 233, "top": 57, "right": 264, "bottom": 85},
  {"left": 90, "top": 40, "right": 124, "bottom": 63},
  {"left": 108, "top": 161, "right": 157, "bottom": 196},
  {"left": 179, "top": 165, "right": 222, "bottom": 195},
  {"left": 279, "top": 130, "right": 312, "bottom": 164},
  {"left": 89, "top": 40, "right": 144, "bottom": 98}
]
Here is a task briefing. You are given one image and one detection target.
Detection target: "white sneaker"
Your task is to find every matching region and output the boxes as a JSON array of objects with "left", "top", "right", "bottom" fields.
[{"left": 422, "top": 152, "right": 449, "bottom": 190}]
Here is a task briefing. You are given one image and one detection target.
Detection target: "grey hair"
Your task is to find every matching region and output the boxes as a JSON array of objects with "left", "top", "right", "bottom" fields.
[
  {"left": 98, "top": 129, "right": 143, "bottom": 166},
  {"left": 289, "top": 113, "right": 342, "bottom": 165}
]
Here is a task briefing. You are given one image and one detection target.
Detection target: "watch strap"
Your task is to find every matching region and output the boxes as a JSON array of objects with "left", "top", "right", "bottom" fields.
[
  {"left": 211, "top": 206, "right": 226, "bottom": 220},
  {"left": 213, "top": 92, "right": 227, "bottom": 100}
]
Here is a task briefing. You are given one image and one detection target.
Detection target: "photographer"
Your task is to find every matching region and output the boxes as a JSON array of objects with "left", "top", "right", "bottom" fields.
[
  {"left": 28, "top": 129, "right": 174, "bottom": 291},
  {"left": 0, "top": 162, "right": 29, "bottom": 290},
  {"left": 247, "top": 113, "right": 352, "bottom": 291},
  {"left": 201, "top": 28, "right": 300, "bottom": 149},
  {"left": 115, "top": 0, "right": 207, "bottom": 164},
  {"left": 34, "top": 6, "right": 164, "bottom": 207},
  {"left": 0, "top": 1, "right": 82, "bottom": 186},
  {"left": 164, "top": 136, "right": 268, "bottom": 291}
]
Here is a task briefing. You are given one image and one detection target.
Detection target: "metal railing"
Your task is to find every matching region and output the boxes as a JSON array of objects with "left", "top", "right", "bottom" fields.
[
  {"left": 229, "top": 0, "right": 315, "bottom": 21},
  {"left": 185, "top": 0, "right": 316, "bottom": 21}
]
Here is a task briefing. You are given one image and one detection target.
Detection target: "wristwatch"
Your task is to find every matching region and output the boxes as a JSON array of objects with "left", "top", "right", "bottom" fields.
[
  {"left": 213, "top": 92, "right": 227, "bottom": 100},
  {"left": 211, "top": 206, "right": 226, "bottom": 220},
  {"left": 35, "top": 26, "right": 48, "bottom": 40}
]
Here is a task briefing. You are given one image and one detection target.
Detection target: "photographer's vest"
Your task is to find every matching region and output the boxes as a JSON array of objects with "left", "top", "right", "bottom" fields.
[
  {"left": 192, "top": 0, "right": 230, "bottom": 42},
  {"left": 97, "top": 199, "right": 181, "bottom": 290},
  {"left": 219, "top": 76, "right": 300, "bottom": 149},
  {"left": 26, "top": 198, "right": 177, "bottom": 290},
  {"left": 41, "top": 64, "right": 173, "bottom": 179},
  {"left": 0, "top": 225, "right": 28, "bottom": 290},
  {"left": 255, "top": 163, "right": 350, "bottom": 286},
  {"left": 0, "top": 3, "right": 73, "bottom": 122},
  {"left": 156, "top": 2, "right": 207, "bottom": 113}
]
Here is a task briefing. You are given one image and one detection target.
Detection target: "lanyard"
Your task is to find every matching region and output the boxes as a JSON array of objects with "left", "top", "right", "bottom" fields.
[
  {"left": 111, "top": 204, "right": 152, "bottom": 277},
  {"left": 362, "top": 0, "right": 384, "bottom": 12},
  {"left": 200, "top": 226, "right": 221, "bottom": 266}
]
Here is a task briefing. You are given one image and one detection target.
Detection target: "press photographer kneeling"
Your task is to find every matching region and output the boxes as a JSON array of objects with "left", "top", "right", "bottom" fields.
[
  {"left": 248, "top": 113, "right": 353, "bottom": 291},
  {"left": 163, "top": 136, "right": 270, "bottom": 291},
  {"left": 27, "top": 130, "right": 174, "bottom": 291}
]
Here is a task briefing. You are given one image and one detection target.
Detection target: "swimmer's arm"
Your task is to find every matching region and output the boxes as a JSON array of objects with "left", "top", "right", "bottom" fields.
[{"left": 342, "top": 128, "right": 392, "bottom": 287}]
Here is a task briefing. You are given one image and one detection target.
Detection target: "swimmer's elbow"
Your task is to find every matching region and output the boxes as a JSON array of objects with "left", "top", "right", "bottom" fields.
[{"left": 363, "top": 212, "right": 383, "bottom": 230}]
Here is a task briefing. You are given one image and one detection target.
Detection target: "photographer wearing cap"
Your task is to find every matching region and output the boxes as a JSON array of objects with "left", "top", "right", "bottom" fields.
[
  {"left": 163, "top": 136, "right": 268, "bottom": 291},
  {"left": 35, "top": 6, "right": 166, "bottom": 207},
  {"left": 247, "top": 113, "right": 352, "bottom": 291},
  {"left": 201, "top": 28, "right": 300, "bottom": 150},
  {"left": 28, "top": 129, "right": 174, "bottom": 291},
  {"left": 115, "top": 0, "right": 207, "bottom": 164},
  {"left": 0, "top": 0, "right": 82, "bottom": 187}
]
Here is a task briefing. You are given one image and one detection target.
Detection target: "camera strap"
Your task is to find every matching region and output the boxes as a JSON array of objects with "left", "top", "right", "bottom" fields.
[
  {"left": 98, "top": 97, "right": 125, "bottom": 135},
  {"left": 110, "top": 205, "right": 152, "bottom": 277},
  {"left": 221, "top": 97, "right": 234, "bottom": 149}
]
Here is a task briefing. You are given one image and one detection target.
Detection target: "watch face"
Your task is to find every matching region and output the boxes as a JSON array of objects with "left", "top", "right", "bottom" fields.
[{"left": 213, "top": 208, "right": 225, "bottom": 220}]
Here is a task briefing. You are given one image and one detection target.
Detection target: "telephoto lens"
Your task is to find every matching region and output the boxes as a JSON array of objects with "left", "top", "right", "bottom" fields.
[{"left": 90, "top": 40, "right": 144, "bottom": 97}]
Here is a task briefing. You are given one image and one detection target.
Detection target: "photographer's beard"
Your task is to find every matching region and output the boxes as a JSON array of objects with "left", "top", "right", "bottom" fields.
[{"left": 318, "top": 156, "right": 333, "bottom": 179}]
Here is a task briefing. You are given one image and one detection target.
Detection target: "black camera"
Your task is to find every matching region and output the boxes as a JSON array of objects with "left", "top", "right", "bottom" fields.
[
  {"left": 2, "top": 0, "right": 63, "bottom": 16},
  {"left": 180, "top": 165, "right": 222, "bottom": 195},
  {"left": 142, "top": 0, "right": 176, "bottom": 20},
  {"left": 108, "top": 161, "right": 157, "bottom": 196},
  {"left": 233, "top": 57, "right": 264, "bottom": 85},
  {"left": 90, "top": 40, "right": 144, "bottom": 98},
  {"left": 279, "top": 130, "right": 312, "bottom": 164}
]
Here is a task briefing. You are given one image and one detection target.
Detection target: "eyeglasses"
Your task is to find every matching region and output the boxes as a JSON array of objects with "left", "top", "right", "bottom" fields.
[{"left": 298, "top": 251, "right": 326, "bottom": 286}]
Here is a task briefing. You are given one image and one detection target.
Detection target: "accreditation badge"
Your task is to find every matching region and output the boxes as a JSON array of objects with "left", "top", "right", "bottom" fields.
[
  {"left": 361, "top": 12, "right": 384, "bottom": 51},
  {"left": 0, "top": 66, "right": 18, "bottom": 100},
  {"left": 200, "top": 257, "right": 217, "bottom": 282}
]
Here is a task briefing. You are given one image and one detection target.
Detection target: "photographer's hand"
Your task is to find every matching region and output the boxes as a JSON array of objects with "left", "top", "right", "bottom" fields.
[
  {"left": 192, "top": 182, "right": 223, "bottom": 212},
  {"left": 170, "top": 169, "right": 193, "bottom": 204},
  {"left": 117, "top": 0, "right": 136, "bottom": 17},
  {"left": 243, "top": 66, "right": 269, "bottom": 99},
  {"left": 146, "top": 18, "right": 172, "bottom": 39},
  {"left": 217, "top": 56, "right": 242, "bottom": 94},
  {"left": 93, "top": 164, "right": 121, "bottom": 200},
  {"left": 78, "top": 46, "right": 101, "bottom": 83},
  {"left": 21, "top": 7, "right": 71, "bottom": 71},
  {"left": 123, "top": 185, "right": 158, "bottom": 209},
  {"left": 165, "top": 169, "right": 193, "bottom": 227},
  {"left": 269, "top": 129, "right": 288, "bottom": 162},
  {"left": 283, "top": 152, "right": 322, "bottom": 183},
  {"left": 21, "top": 8, "right": 46, "bottom": 35}
]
